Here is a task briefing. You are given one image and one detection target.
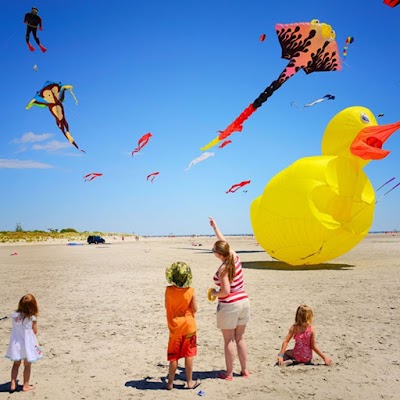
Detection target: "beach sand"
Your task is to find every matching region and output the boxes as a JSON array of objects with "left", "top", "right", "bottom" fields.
[{"left": 0, "top": 234, "right": 399, "bottom": 399}]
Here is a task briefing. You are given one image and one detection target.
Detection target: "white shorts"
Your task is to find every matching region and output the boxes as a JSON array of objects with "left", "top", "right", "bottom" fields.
[{"left": 216, "top": 299, "right": 250, "bottom": 330}]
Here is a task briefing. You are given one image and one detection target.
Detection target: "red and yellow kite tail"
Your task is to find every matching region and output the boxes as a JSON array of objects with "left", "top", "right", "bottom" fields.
[
  {"left": 220, "top": 75, "right": 285, "bottom": 139},
  {"left": 200, "top": 103, "right": 256, "bottom": 151},
  {"left": 200, "top": 78, "right": 284, "bottom": 151},
  {"left": 218, "top": 103, "right": 256, "bottom": 141}
]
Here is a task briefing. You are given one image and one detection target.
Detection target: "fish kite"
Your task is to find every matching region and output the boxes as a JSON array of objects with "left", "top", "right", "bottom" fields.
[
  {"left": 26, "top": 81, "right": 84, "bottom": 153},
  {"left": 260, "top": 33, "right": 266, "bottom": 42},
  {"left": 226, "top": 180, "right": 251, "bottom": 194},
  {"left": 132, "top": 132, "right": 152, "bottom": 156},
  {"left": 84, "top": 172, "right": 103, "bottom": 182},
  {"left": 200, "top": 19, "right": 341, "bottom": 151},
  {"left": 384, "top": 0, "right": 400, "bottom": 8},
  {"left": 218, "top": 140, "right": 232, "bottom": 149},
  {"left": 146, "top": 171, "right": 159, "bottom": 183},
  {"left": 291, "top": 94, "right": 335, "bottom": 109},
  {"left": 342, "top": 36, "right": 354, "bottom": 61},
  {"left": 185, "top": 152, "right": 214, "bottom": 171}
]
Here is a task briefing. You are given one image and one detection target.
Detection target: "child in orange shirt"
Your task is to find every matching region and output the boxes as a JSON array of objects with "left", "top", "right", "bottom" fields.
[{"left": 165, "top": 261, "right": 200, "bottom": 390}]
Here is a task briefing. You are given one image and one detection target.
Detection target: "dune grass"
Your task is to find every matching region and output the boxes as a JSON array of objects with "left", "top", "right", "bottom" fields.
[{"left": 0, "top": 231, "right": 133, "bottom": 243}]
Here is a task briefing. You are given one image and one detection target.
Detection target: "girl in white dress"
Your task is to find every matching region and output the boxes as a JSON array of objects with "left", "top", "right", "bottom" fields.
[{"left": 5, "top": 294, "right": 43, "bottom": 392}]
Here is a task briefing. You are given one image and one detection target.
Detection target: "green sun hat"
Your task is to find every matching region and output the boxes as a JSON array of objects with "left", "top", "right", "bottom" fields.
[{"left": 166, "top": 261, "right": 193, "bottom": 288}]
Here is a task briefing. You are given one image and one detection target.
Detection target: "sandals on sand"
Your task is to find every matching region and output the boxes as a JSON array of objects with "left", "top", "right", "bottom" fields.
[{"left": 186, "top": 379, "right": 201, "bottom": 389}]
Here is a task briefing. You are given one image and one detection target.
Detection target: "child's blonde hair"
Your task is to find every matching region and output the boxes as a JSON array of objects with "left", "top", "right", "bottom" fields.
[
  {"left": 213, "top": 240, "right": 236, "bottom": 282},
  {"left": 16, "top": 294, "right": 39, "bottom": 319},
  {"left": 295, "top": 304, "right": 313, "bottom": 327}
]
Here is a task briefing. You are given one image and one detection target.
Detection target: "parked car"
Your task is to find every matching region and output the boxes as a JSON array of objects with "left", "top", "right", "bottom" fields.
[{"left": 87, "top": 235, "right": 105, "bottom": 244}]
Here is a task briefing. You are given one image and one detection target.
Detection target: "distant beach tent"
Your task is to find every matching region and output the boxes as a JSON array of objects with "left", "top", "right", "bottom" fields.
[{"left": 383, "top": 0, "right": 400, "bottom": 8}]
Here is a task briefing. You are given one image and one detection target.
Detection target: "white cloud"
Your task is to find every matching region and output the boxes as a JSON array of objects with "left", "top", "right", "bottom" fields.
[
  {"left": 0, "top": 159, "right": 54, "bottom": 169},
  {"left": 32, "top": 140, "right": 71, "bottom": 152},
  {"left": 12, "top": 132, "right": 54, "bottom": 144}
]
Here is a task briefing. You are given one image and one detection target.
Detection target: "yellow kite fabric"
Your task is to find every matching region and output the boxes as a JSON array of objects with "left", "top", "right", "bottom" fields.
[{"left": 250, "top": 106, "right": 400, "bottom": 265}]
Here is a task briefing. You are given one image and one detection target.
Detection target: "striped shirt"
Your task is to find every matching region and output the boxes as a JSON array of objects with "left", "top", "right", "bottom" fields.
[{"left": 213, "top": 255, "right": 248, "bottom": 304}]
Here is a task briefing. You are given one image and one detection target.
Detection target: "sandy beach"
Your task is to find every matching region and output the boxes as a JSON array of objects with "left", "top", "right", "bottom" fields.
[{"left": 0, "top": 234, "right": 399, "bottom": 399}]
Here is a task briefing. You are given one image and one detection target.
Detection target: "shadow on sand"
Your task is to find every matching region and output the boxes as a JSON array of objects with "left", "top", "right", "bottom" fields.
[
  {"left": 0, "top": 381, "right": 22, "bottom": 393},
  {"left": 125, "top": 369, "right": 225, "bottom": 391},
  {"left": 242, "top": 260, "right": 354, "bottom": 271}
]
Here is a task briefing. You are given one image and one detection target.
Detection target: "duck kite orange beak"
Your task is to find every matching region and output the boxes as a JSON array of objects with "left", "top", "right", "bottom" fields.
[{"left": 350, "top": 121, "right": 400, "bottom": 160}]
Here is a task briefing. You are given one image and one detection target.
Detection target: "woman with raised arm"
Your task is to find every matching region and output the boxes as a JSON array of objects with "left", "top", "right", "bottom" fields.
[{"left": 208, "top": 217, "right": 250, "bottom": 380}]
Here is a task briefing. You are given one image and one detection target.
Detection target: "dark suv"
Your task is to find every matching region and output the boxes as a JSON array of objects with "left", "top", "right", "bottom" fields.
[{"left": 87, "top": 235, "right": 105, "bottom": 244}]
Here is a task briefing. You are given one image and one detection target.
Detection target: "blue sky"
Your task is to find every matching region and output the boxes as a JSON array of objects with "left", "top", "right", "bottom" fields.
[{"left": 1, "top": 0, "right": 399, "bottom": 235}]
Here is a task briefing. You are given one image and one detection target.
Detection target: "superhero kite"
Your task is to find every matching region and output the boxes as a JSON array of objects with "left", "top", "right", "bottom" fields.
[{"left": 24, "top": 7, "right": 47, "bottom": 52}]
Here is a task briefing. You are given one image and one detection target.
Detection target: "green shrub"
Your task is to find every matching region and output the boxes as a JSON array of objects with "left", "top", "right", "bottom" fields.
[{"left": 60, "top": 228, "right": 78, "bottom": 233}]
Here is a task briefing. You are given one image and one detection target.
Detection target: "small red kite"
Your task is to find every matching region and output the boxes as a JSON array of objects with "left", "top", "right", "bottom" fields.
[
  {"left": 226, "top": 180, "right": 251, "bottom": 194},
  {"left": 84, "top": 172, "right": 102, "bottom": 182},
  {"left": 384, "top": 0, "right": 400, "bottom": 8},
  {"left": 146, "top": 171, "right": 159, "bottom": 183},
  {"left": 132, "top": 132, "right": 152, "bottom": 156}
]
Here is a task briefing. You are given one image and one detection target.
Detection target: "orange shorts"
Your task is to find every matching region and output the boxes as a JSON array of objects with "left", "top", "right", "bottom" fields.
[{"left": 167, "top": 332, "right": 197, "bottom": 361}]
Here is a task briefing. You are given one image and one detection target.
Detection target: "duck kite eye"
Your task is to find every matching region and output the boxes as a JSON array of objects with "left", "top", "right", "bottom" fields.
[
  {"left": 311, "top": 19, "right": 320, "bottom": 24},
  {"left": 361, "top": 113, "right": 370, "bottom": 124}
]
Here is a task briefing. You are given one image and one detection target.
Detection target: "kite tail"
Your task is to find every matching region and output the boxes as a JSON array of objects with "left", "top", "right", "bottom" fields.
[
  {"left": 218, "top": 103, "right": 256, "bottom": 141},
  {"left": 200, "top": 104, "right": 256, "bottom": 151},
  {"left": 252, "top": 78, "right": 284, "bottom": 109},
  {"left": 200, "top": 75, "right": 284, "bottom": 151},
  {"left": 227, "top": 73, "right": 288, "bottom": 134},
  {"left": 216, "top": 77, "right": 283, "bottom": 140}
]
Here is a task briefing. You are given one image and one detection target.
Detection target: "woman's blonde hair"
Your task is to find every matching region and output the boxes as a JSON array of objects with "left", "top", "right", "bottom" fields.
[
  {"left": 17, "top": 294, "right": 39, "bottom": 319},
  {"left": 213, "top": 240, "right": 236, "bottom": 282},
  {"left": 295, "top": 304, "right": 313, "bottom": 327}
]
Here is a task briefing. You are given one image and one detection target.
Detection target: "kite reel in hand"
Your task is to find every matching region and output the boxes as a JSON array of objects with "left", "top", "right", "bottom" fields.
[{"left": 207, "top": 288, "right": 217, "bottom": 302}]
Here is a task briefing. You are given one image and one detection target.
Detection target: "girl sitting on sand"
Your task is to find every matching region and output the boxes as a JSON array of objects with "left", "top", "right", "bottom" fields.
[
  {"left": 277, "top": 304, "right": 332, "bottom": 366},
  {"left": 5, "top": 294, "right": 43, "bottom": 392}
]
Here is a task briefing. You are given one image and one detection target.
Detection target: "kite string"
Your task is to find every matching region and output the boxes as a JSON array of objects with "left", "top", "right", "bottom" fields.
[
  {"left": 376, "top": 180, "right": 399, "bottom": 203},
  {"left": 376, "top": 177, "right": 395, "bottom": 192}
]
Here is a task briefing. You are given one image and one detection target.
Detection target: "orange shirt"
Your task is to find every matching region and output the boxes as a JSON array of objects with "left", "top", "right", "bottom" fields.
[{"left": 165, "top": 286, "right": 196, "bottom": 336}]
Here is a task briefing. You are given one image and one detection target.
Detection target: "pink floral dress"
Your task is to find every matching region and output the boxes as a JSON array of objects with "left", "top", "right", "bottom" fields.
[{"left": 292, "top": 325, "right": 313, "bottom": 363}]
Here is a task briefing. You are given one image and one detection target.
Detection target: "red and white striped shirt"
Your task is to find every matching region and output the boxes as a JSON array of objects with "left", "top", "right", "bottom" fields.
[{"left": 213, "top": 256, "right": 248, "bottom": 304}]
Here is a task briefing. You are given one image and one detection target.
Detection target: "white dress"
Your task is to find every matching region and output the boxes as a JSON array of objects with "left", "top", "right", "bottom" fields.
[{"left": 5, "top": 312, "right": 43, "bottom": 362}]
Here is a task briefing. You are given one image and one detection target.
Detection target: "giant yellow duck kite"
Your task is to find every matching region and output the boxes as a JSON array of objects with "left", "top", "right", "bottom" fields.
[{"left": 250, "top": 106, "right": 400, "bottom": 265}]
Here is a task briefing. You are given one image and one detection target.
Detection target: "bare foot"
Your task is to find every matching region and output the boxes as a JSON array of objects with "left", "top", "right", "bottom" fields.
[
  {"left": 10, "top": 381, "right": 17, "bottom": 392},
  {"left": 22, "top": 385, "right": 34, "bottom": 392},
  {"left": 166, "top": 382, "right": 173, "bottom": 390}
]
